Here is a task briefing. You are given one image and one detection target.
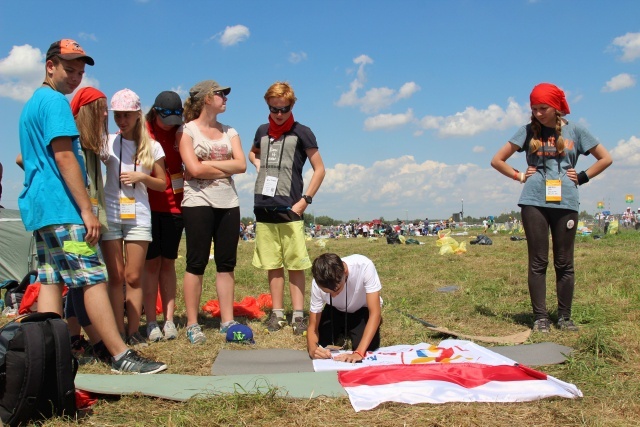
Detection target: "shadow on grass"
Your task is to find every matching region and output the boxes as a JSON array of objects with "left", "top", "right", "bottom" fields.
[{"left": 474, "top": 304, "right": 536, "bottom": 328}]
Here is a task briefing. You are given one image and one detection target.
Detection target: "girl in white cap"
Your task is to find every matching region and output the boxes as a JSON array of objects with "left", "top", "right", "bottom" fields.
[{"left": 101, "top": 88, "right": 166, "bottom": 347}]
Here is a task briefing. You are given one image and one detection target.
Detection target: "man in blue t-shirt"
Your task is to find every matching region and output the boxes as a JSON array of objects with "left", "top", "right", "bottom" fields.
[{"left": 18, "top": 39, "right": 166, "bottom": 374}]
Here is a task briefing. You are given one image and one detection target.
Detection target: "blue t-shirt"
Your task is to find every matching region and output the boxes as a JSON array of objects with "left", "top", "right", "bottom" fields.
[
  {"left": 18, "top": 87, "right": 84, "bottom": 231},
  {"left": 509, "top": 121, "right": 599, "bottom": 212}
]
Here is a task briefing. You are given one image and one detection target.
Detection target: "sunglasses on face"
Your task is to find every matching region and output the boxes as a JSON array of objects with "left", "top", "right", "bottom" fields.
[
  {"left": 154, "top": 106, "right": 183, "bottom": 117},
  {"left": 214, "top": 90, "right": 227, "bottom": 98},
  {"left": 268, "top": 105, "right": 291, "bottom": 114}
]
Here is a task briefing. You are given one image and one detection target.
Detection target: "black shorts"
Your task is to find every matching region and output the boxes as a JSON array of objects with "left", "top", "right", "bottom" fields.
[
  {"left": 146, "top": 212, "right": 184, "bottom": 260},
  {"left": 317, "top": 305, "right": 381, "bottom": 352}
]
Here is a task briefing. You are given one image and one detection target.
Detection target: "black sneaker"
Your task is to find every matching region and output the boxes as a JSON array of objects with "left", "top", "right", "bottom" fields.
[
  {"left": 126, "top": 331, "right": 149, "bottom": 348},
  {"left": 265, "top": 312, "right": 287, "bottom": 332},
  {"left": 111, "top": 349, "right": 167, "bottom": 374},
  {"left": 532, "top": 318, "right": 551, "bottom": 333},
  {"left": 557, "top": 317, "right": 579, "bottom": 331},
  {"left": 292, "top": 316, "right": 308, "bottom": 336},
  {"left": 71, "top": 335, "right": 95, "bottom": 364}
]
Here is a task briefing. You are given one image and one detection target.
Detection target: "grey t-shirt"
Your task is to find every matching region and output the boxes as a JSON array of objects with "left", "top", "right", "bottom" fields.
[{"left": 509, "top": 121, "right": 600, "bottom": 212}]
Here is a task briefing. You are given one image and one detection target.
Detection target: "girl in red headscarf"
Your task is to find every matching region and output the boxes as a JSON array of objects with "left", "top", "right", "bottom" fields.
[{"left": 491, "top": 83, "right": 612, "bottom": 334}]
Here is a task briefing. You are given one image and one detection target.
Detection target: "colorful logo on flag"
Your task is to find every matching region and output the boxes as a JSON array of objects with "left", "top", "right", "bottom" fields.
[
  {"left": 626, "top": 194, "right": 634, "bottom": 204},
  {"left": 597, "top": 201, "right": 604, "bottom": 209}
]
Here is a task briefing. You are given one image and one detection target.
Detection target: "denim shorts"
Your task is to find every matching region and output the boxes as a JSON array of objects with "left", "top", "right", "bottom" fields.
[{"left": 102, "top": 222, "right": 152, "bottom": 242}]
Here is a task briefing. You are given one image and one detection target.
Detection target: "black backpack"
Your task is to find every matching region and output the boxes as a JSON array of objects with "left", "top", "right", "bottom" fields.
[
  {"left": 0, "top": 312, "right": 77, "bottom": 426},
  {"left": 1, "top": 271, "right": 38, "bottom": 311}
]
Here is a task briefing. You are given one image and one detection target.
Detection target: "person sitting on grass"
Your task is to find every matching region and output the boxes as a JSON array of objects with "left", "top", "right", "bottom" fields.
[{"left": 307, "top": 253, "right": 382, "bottom": 362}]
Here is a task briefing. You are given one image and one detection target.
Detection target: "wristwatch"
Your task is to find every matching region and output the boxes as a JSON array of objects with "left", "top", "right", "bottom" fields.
[{"left": 302, "top": 195, "right": 313, "bottom": 204}]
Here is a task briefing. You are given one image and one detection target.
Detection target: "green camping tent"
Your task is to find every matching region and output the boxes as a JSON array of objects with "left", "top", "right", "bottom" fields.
[{"left": 0, "top": 208, "right": 36, "bottom": 283}]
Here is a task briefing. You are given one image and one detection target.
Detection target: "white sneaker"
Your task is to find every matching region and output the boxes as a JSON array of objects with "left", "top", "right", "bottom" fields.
[
  {"left": 163, "top": 320, "right": 178, "bottom": 340},
  {"left": 147, "top": 323, "right": 163, "bottom": 342}
]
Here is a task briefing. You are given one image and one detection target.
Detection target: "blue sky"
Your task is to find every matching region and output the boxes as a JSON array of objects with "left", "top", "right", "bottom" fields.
[{"left": 1, "top": 0, "right": 639, "bottom": 222}]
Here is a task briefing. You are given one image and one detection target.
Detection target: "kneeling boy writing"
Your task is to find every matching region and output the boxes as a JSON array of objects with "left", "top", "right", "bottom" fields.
[{"left": 307, "top": 253, "right": 382, "bottom": 362}]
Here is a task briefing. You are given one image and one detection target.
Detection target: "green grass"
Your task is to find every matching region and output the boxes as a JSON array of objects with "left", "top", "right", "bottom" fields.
[{"left": 29, "top": 229, "right": 640, "bottom": 426}]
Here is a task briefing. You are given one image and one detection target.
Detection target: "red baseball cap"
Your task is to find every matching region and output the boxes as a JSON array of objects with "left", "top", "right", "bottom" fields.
[{"left": 46, "top": 39, "right": 94, "bottom": 66}]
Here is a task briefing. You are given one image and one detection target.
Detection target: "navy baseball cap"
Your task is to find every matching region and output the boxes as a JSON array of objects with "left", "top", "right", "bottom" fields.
[{"left": 225, "top": 324, "right": 255, "bottom": 344}]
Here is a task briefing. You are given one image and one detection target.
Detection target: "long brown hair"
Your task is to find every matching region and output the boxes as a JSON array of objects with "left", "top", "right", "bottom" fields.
[
  {"left": 75, "top": 97, "right": 108, "bottom": 154},
  {"left": 528, "top": 110, "right": 565, "bottom": 154}
]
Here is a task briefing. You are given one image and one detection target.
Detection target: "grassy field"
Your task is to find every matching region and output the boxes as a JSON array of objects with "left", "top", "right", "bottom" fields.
[{"left": 31, "top": 228, "right": 640, "bottom": 426}]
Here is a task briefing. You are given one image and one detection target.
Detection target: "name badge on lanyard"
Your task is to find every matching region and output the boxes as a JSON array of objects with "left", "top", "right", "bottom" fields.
[
  {"left": 120, "top": 196, "right": 136, "bottom": 219},
  {"left": 545, "top": 179, "right": 562, "bottom": 202},
  {"left": 170, "top": 172, "right": 184, "bottom": 194},
  {"left": 90, "top": 197, "right": 99, "bottom": 217},
  {"left": 261, "top": 176, "right": 278, "bottom": 197}
]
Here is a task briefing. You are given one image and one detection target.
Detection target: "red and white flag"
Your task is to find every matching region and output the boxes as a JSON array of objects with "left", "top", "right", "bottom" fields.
[{"left": 338, "top": 363, "right": 582, "bottom": 412}]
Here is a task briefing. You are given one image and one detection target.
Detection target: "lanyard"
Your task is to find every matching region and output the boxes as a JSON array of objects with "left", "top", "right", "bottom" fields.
[
  {"left": 329, "top": 276, "right": 349, "bottom": 348},
  {"left": 118, "top": 135, "right": 137, "bottom": 190},
  {"left": 264, "top": 135, "right": 287, "bottom": 172}
]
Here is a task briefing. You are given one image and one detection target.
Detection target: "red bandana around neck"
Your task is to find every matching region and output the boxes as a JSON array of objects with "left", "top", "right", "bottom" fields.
[{"left": 268, "top": 114, "right": 295, "bottom": 140}]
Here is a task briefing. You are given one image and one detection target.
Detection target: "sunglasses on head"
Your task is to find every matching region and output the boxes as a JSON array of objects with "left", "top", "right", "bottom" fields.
[
  {"left": 154, "top": 106, "right": 183, "bottom": 117},
  {"left": 268, "top": 105, "right": 291, "bottom": 114}
]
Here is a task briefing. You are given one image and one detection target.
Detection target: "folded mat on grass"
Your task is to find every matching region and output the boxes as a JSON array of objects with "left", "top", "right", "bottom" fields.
[
  {"left": 75, "top": 372, "right": 346, "bottom": 402},
  {"left": 490, "top": 342, "right": 574, "bottom": 366},
  {"left": 211, "top": 349, "right": 314, "bottom": 375}
]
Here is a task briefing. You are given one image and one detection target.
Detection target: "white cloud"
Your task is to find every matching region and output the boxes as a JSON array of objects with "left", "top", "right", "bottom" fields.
[
  {"left": 337, "top": 55, "right": 419, "bottom": 113},
  {"left": 78, "top": 32, "right": 97, "bottom": 42},
  {"left": 231, "top": 150, "right": 634, "bottom": 223},
  {"left": 609, "top": 135, "right": 640, "bottom": 167},
  {"left": 602, "top": 73, "right": 636, "bottom": 92},
  {"left": 364, "top": 109, "right": 415, "bottom": 131},
  {"left": 0, "top": 44, "right": 100, "bottom": 102},
  {"left": 170, "top": 85, "right": 188, "bottom": 99},
  {"left": 419, "top": 98, "right": 529, "bottom": 137},
  {"left": 218, "top": 25, "right": 250, "bottom": 47},
  {"left": 289, "top": 51, "right": 308, "bottom": 64},
  {"left": 472, "top": 146, "right": 485, "bottom": 153},
  {"left": 0, "top": 44, "right": 45, "bottom": 101},
  {"left": 610, "top": 32, "right": 640, "bottom": 62}
]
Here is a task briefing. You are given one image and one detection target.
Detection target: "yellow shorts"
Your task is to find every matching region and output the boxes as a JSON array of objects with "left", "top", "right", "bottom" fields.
[{"left": 252, "top": 221, "right": 311, "bottom": 270}]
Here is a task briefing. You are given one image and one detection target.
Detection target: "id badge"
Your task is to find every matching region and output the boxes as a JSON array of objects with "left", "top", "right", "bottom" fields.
[
  {"left": 90, "top": 197, "right": 99, "bottom": 217},
  {"left": 261, "top": 176, "right": 278, "bottom": 197},
  {"left": 170, "top": 172, "right": 184, "bottom": 194},
  {"left": 545, "top": 179, "right": 562, "bottom": 202},
  {"left": 119, "top": 197, "right": 136, "bottom": 219}
]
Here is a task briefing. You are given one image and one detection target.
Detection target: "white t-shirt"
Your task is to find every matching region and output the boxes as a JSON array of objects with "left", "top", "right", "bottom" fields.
[
  {"left": 310, "top": 254, "right": 383, "bottom": 314},
  {"left": 103, "top": 134, "right": 165, "bottom": 226}
]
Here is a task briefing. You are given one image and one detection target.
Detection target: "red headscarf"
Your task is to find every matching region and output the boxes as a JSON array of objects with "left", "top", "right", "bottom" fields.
[
  {"left": 268, "top": 114, "right": 295, "bottom": 140},
  {"left": 70, "top": 87, "right": 107, "bottom": 117},
  {"left": 530, "top": 83, "right": 570, "bottom": 115}
]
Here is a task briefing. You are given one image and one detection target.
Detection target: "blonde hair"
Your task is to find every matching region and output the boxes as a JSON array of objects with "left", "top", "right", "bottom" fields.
[
  {"left": 136, "top": 113, "right": 155, "bottom": 169},
  {"left": 75, "top": 97, "right": 108, "bottom": 155},
  {"left": 264, "top": 81, "right": 297, "bottom": 106},
  {"left": 528, "top": 110, "right": 565, "bottom": 154},
  {"left": 122, "top": 111, "right": 155, "bottom": 169}
]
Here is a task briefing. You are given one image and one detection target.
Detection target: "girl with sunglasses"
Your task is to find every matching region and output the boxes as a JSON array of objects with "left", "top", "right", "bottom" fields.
[
  {"left": 101, "top": 88, "right": 166, "bottom": 347},
  {"left": 177, "top": 80, "right": 246, "bottom": 344},
  {"left": 491, "top": 83, "right": 612, "bottom": 333},
  {"left": 142, "top": 91, "right": 184, "bottom": 342}
]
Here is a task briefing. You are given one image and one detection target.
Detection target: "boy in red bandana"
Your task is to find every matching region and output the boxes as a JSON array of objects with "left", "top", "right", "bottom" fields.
[{"left": 249, "top": 82, "right": 326, "bottom": 336}]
